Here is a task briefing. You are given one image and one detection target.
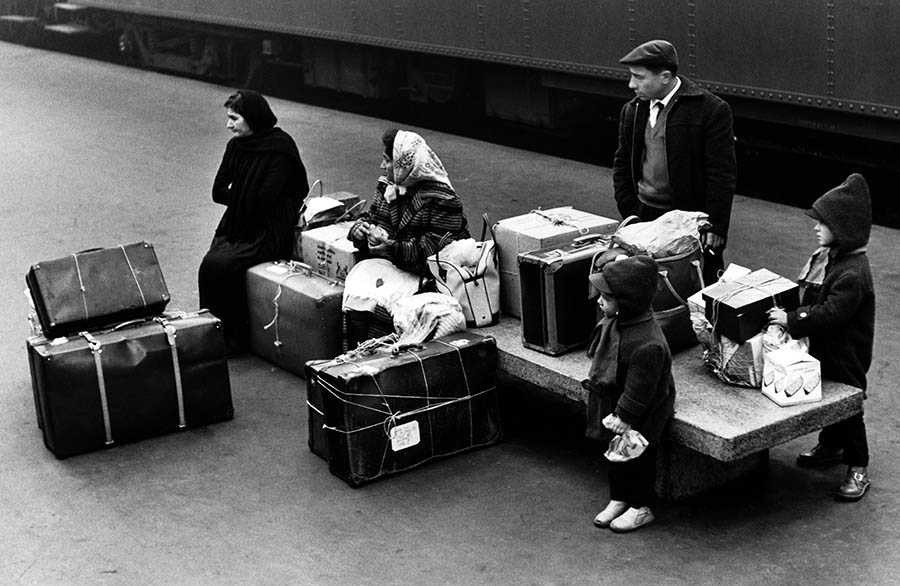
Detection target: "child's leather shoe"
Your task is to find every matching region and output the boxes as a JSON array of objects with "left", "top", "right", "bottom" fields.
[
  {"left": 609, "top": 506, "right": 655, "bottom": 533},
  {"left": 836, "top": 466, "right": 870, "bottom": 501},
  {"left": 593, "top": 500, "right": 628, "bottom": 528},
  {"left": 796, "top": 443, "right": 843, "bottom": 468}
]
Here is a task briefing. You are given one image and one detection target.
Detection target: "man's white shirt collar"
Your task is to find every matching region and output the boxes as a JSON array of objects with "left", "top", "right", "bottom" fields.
[{"left": 651, "top": 76, "right": 681, "bottom": 111}]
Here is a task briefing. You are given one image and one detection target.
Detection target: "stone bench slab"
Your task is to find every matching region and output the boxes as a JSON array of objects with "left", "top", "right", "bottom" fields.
[{"left": 481, "top": 318, "right": 864, "bottom": 462}]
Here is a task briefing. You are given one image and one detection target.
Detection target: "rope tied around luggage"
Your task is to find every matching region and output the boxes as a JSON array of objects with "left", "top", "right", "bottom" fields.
[
  {"left": 529, "top": 208, "right": 591, "bottom": 235},
  {"left": 705, "top": 273, "right": 784, "bottom": 333},
  {"left": 317, "top": 340, "right": 483, "bottom": 448},
  {"left": 262, "top": 261, "right": 334, "bottom": 368}
]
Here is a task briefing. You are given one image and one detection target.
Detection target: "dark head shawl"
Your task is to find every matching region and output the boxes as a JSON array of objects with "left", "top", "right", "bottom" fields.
[{"left": 233, "top": 90, "right": 278, "bottom": 133}]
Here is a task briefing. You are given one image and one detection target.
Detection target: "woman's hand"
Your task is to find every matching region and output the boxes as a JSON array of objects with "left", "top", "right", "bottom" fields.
[
  {"left": 602, "top": 413, "right": 631, "bottom": 435},
  {"left": 349, "top": 221, "right": 371, "bottom": 242},
  {"left": 368, "top": 238, "right": 394, "bottom": 258}
]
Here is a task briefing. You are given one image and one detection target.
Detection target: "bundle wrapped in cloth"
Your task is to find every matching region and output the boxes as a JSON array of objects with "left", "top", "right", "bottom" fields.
[
  {"left": 612, "top": 210, "right": 710, "bottom": 259},
  {"left": 391, "top": 293, "right": 466, "bottom": 348}
]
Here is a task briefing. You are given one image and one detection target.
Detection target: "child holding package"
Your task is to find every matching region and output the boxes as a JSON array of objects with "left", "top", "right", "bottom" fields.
[
  {"left": 582, "top": 255, "right": 676, "bottom": 532},
  {"left": 768, "top": 173, "right": 875, "bottom": 501}
]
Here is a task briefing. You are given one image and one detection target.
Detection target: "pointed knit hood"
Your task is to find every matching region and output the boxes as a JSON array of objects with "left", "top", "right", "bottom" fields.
[{"left": 807, "top": 173, "right": 872, "bottom": 251}]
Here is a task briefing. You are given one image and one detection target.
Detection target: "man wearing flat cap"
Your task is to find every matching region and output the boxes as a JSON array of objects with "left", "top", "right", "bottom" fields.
[{"left": 613, "top": 39, "right": 737, "bottom": 284}]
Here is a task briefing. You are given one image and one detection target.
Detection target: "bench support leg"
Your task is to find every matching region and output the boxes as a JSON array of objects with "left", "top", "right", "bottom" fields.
[{"left": 655, "top": 442, "right": 769, "bottom": 501}]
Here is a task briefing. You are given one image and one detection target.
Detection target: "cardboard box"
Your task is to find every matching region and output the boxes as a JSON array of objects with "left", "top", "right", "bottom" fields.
[
  {"left": 300, "top": 221, "right": 360, "bottom": 281},
  {"left": 291, "top": 192, "right": 363, "bottom": 261},
  {"left": 703, "top": 269, "right": 799, "bottom": 342},
  {"left": 494, "top": 207, "right": 618, "bottom": 317},
  {"left": 761, "top": 346, "right": 822, "bottom": 406},
  {"left": 689, "top": 263, "right": 752, "bottom": 314}
]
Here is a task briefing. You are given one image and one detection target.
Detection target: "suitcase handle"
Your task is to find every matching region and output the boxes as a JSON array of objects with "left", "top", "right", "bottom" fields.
[
  {"left": 74, "top": 247, "right": 104, "bottom": 255},
  {"left": 571, "top": 233, "right": 608, "bottom": 247},
  {"left": 112, "top": 318, "right": 149, "bottom": 331}
]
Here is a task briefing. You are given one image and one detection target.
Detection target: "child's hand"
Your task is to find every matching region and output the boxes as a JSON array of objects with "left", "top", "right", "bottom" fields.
[
  {"left": 602, "top": 413, "right": 631, "bottom": 435},
  {"left": 767, "top": 307, "right": 787, "bottom": 328}
]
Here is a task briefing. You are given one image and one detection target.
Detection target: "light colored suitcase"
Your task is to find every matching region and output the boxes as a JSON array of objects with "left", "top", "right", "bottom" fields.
[{"left": 247, "top": 261, "right": 344, "bottom": 377}]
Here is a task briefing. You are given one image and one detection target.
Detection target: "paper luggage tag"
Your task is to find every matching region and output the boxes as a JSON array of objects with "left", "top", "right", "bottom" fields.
[{"left": 390, "top": 420, "right": 421, "bottom": 452}]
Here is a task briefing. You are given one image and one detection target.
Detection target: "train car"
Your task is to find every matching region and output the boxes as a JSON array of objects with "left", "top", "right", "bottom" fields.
[{"left": 3, "top": 0, "right": 899, "bottom": 148}]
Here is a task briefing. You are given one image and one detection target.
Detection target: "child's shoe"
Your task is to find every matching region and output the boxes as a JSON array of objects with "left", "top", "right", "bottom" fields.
[
  {"left": 796, "top": 443, "right": 843, "bottom": 468},
  {"left": 593, "top": 500, "right": 628, "bottom": 528},
  {"left": 835, "top": 466, "right": 870, "bottom": 501},
  {"left": 609, "top": 506, "right": 655, "bottom": 533}
]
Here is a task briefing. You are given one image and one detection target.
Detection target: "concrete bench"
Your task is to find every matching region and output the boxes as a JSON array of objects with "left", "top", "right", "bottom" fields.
[{"left": 480, "top": 318, "right": 865, "bottom": 500}]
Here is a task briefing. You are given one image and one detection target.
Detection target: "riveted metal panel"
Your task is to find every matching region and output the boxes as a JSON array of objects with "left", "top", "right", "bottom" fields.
[
  {"left": 692, "top": 0, "right": 827, "bottom": 96},
  {"left": 832, "top": 0, "right": 900, "bottom": 112}
]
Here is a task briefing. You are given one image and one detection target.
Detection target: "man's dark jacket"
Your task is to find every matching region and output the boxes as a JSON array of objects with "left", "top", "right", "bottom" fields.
[{"left": 613, "top": 76, "right": 737, "bottom": 239}]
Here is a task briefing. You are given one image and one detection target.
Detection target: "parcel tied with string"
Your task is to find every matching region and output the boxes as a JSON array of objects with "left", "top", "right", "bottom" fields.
[
  {"left": 493, "top": 207, "right": 618, "bottom": 318},
  {"left": 305, "top": 332, "right": 502, "bottom": 486},
  {"left": 703, "top": 269, "right": 800, "bottom": 343},
  {"left": 246, "top": 261, "right": 344, "bottom": 377}
]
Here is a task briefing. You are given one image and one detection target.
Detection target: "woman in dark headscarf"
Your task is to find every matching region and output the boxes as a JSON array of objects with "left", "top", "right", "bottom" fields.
[{"left": 199, "top": 90, "right": 309, "bottom": 354}]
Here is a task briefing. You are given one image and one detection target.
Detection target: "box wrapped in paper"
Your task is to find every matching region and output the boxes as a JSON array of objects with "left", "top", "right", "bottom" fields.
[
  {"left": 703, "top": 268, "right": 800, "bottom": 342},
  {"left": 300, "top": 221, "right": 360, "bottom": 281},
  {"left": 494, "top": 207, "right": 617, "bottom": 317},
  {"left": 761, "top": 346, "right": 822, "bottom": 406}
]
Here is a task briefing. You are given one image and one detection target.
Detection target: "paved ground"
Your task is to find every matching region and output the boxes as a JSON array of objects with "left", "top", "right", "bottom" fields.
[{"left": 1, "top": 41, "right": 899, "bottom": 586}]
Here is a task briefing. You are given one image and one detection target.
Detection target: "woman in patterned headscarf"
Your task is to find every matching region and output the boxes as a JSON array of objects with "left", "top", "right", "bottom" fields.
[
  {"left": 199, "top": 90, "right": 309, "bottom": 355},
  {"left": 344, "top": 129, "right": 470, "bottom": 347}
]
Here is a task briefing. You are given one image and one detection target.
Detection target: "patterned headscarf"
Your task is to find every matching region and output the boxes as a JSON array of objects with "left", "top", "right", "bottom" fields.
[{"left": 384, "top": 130, "right": 453, "bottom": 202}]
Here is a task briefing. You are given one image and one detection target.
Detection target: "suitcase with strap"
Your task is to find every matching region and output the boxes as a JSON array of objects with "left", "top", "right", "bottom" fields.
[
  {"left": 26, "top": 310, "right": 233, "bottom": 459},
  {"left": 26, "top": 241, "right": 170, "bottom": 338}
]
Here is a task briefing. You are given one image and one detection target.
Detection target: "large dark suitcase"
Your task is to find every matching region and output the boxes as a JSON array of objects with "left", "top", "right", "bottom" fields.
[
  {"left": 27, "top": 310, "right": 233, "bottom": 459},
  {"left": 518, "top": 234, "right": 611, "bottom": 355},
  {"left": 26, "top": 242, "right": 170, "bottom": 338},
  {"left": 246, "top": 261, "right": 344, "bottom": 377},
  {"left": 305, "top": 332, "right": 502, "bottom": 485}
]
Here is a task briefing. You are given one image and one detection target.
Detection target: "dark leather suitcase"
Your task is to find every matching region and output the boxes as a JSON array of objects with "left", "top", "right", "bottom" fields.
[
  {"left": 518, "top": 234, "right": 611, "bottom": 355},
  {"left": 26, "top": 242, "right": 170, "bottom": 338},
  {"left": 246, "top": 261, "right": 344, "bottom": 377},
  {"left": 27, "top": 310, "right": 233, "bottom": 459},
  {"left": 305, "top": 332, "right": 502, "bottom": 485}
]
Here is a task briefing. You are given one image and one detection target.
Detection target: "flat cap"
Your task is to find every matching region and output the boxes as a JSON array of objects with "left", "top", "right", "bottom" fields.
[{"left": 619, "top": 39, "right": 678, "bottom": 71}]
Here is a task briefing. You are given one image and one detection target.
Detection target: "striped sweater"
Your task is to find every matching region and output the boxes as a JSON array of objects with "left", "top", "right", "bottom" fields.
[{"left": 352, "top": 180, "right": 470, "bottom": 275}]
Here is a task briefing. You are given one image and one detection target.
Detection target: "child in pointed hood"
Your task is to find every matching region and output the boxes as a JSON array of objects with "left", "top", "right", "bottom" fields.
[{"left": 768, "top": 173, "right": 875, "bottom": 501}]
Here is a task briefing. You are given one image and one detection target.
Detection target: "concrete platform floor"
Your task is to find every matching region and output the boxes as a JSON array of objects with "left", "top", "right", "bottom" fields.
[{"left": 1, "top": 42, "right": 899, "bottom": 586}]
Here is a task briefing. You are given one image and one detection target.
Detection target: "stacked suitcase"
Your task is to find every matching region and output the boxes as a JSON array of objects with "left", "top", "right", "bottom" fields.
[{"left": 25, "top": 242, "right": 233, "bottom": 458}]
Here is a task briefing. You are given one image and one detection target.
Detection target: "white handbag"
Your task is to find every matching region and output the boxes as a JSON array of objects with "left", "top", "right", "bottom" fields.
[{"left": 426, "top": 214, "right": 500, "bottom": 328}]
